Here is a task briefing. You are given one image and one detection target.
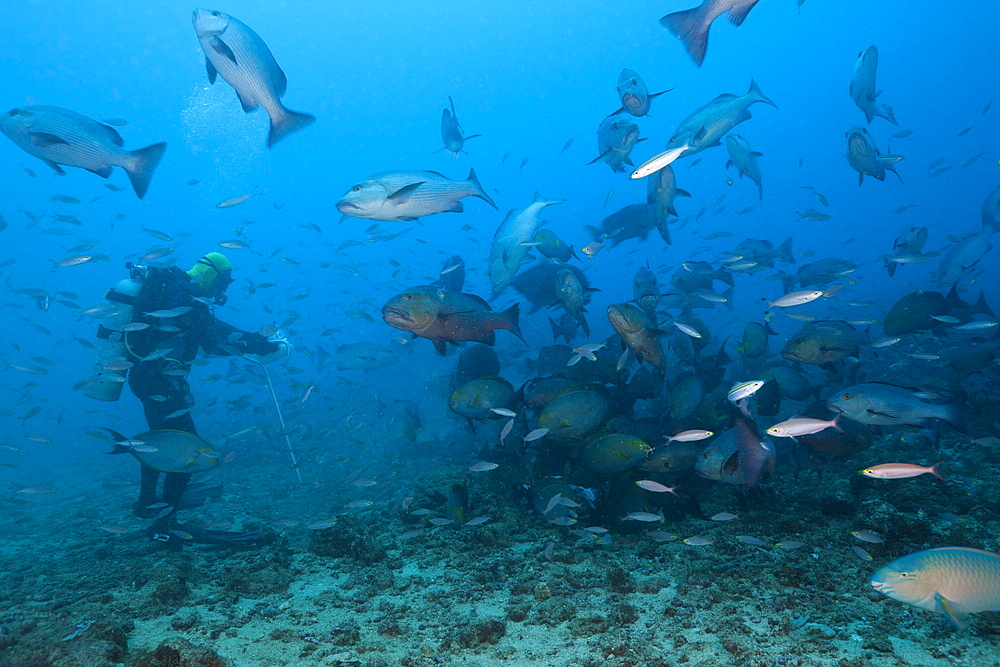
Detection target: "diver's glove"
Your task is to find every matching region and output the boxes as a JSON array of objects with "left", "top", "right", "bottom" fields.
[{"left": 248, "top": 330, "right": 291, "bottom": 365}]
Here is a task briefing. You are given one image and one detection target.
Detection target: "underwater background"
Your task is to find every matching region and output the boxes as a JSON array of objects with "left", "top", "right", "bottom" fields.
[{"left": 0, "top": 0, "right": 999, "bottom": 665}]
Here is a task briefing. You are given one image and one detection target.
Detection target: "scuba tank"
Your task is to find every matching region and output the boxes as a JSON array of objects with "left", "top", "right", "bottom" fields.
[{"left": 82, "top": 264, "right": 145, "bottom": 401}]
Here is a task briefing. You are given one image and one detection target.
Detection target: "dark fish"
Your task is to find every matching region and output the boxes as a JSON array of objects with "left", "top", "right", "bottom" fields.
[
  {"left": 511, "top": 262, "right": 592, "bottom": 314},
  {"left": 536, "top": 385, "right": 611, "bottom": 442},
  {"left": 192, "top": 9, "right": 314, "bottom": 147},
  {"left": 883, "top": 285, "right": 993, "bottom": 336},
  {"left": 0, "top": 106, "right": 165, "bottom": 198},
  {"left": 734, "top": 415, "right": 774, "bottom": 492},
  {"left": 439, "top": 96, "right": 481, "bottom": 156},
  {"left": 632, "top": 263, "right": 661, "bottom": 313},
  {"left": 585, "top": 204, "right": 656, "bottom": 248},
  {"left": 607, "top": 303, "right": 665, "bottom": 373},
  {"left": 782, "top": 320, "right": 869, "bottom": 367},
  {"left": 846, "top": 126, "right": 902, "bottom": 185},
  {"left": 725, "top": 134, "right": 764, "bottom": 199},
  {"left": 533, "top": 228, "right": 578, "bottom": 264},
  {"left": 450, "top": 344, "right": 500, "bottom": 391},
  {"left": 449, "top": 377, "right": 515, "bottom": 422},
  {"left": 434, "top": 255, "right": 466, "bottom": 293},
  {"left": 382, "top": 285, "right": 523, "bottom": 354},
  {"left": 102, "top": 428, "right": 219, "bottom": 473}
]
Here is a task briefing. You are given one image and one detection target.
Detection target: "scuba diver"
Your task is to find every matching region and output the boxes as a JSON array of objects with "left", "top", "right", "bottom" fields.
[{"left": 89, "top": 252, "right": 288, "bottom": 549}]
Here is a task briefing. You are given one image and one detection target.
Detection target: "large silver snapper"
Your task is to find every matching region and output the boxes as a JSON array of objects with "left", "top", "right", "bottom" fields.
[
  {"left": 827, "top": 382, "right": 961, "bottom": 429},
  {"left": 489, "top": 193, "right": 565, "bottom": 295},
  {"left": 850, "top": 46, "right": 898, "bottom": 126},
  {"left": 666, "top": 79, "right": 776, "bottom": 158},
  {"left": 0, "top": 105, "right": 166, "bottom": 199},
  {"left": 936, "top": 233, "right": 993, "bottom": 287},
  {"left": 660, "top": 0, "right": 761, "bottom": 67},
  {"left": 192, "top": 8, "right": 314, "bottom": 148},
  {"left": 337, "top": 168, "right": 497, "bottom": 222}
]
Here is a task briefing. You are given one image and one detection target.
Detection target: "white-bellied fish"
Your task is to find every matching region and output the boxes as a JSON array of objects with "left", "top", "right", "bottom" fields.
[
  {"left": 338, "top": 169, "right": 497, "bottom": 222},
  {"left": 192, "top": 8, "right": 314, "bottom": 147},
  {"left": 609, "top": 68, "right": 672, "bottom": 117},
  {"left": 0, "top": 106, "right": 166, "bottom": 198},
  {"left": 725, "top": 134, "right": 764, "bottom": 199},
  {"left": 664, "top": 80, "right": 775, "bottom": 159},
  {"left": 850, "top": 46, "right": 898, "bottom": 125}
]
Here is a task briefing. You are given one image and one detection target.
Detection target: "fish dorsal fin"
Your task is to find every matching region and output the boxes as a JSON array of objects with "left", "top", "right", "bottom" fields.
[
  {"left": 389, "top": 182, "right": 425, "bottom": 203},
  {"left": 29, "top": 132, "right": 70, "bottom": 147},
  {"left": 209, "top": 36, "right": 238, "bottom": 66},
  {"left": 424, "top": 170, "right": 447, "bottom": 178}
]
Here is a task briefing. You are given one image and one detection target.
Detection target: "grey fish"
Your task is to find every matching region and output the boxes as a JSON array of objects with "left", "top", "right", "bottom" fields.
[
  {"left": 782, "top": 320, "right": 869, "bottom": 367},
  {"left": 337, "top": 168, "right": 497, "bottom": 222},
  {"left": 439, "top": 96, "right": 481, "bottom": 156},
  {"left": 588, "top": 114, "right": 645, "bottom": 173},
  {"left": 850, "top": 46, "right": 898, "bottom": 126},
  {"left": 585, "top": 204, "right": 656, "bottom": 248},
  {"left": 660, "top": 0, "right": 761, "bottom": 67},
  {"left": 827, "top": 382, "right": 961, "bottom": 429},
  {"left": 937, "top": 232, "right": 992, "bottom": 287},
  {"left": 646, "top": 165, "right": 690, "bottom": 245},
  {"left": 193, "top": 9, "right": 314, "bottom": 147},
  {"left": 670, "top": 260, "right": 733, "bottom": 293},
  {"left": 666, "top": 80, "right": 776, "bottom": 158},
  {"left": 511, "top": 262, "right": 591, "bottom": 314},
  {"left": 725, "top": 134, "right": 763, "bottom": 199},
  {"left": 793, "top": 257, "right": 857, "bottom": 288},
  {"left": 883, "top": 285, "right": 993, "bottom": 336},
  {"left": 733, "top": 237, "right": 794, "bottom": 267},
  {"left": 846, "top": 126, "right": 901, "bottom": 185},
  {"left": 0, "top": 106, "right": 165, "bottom": 198},
  {"left": 885, "top": 225, "right": 928, "bottom": 277},
  {"left": 609, "top": 68, "right": 672, "bottom": 117},
  {"left": 489, "top": 192, "right": 565, "bottom": 295},
  {"left": 556, "top": 268, "right": 589, "bottom": 331}
]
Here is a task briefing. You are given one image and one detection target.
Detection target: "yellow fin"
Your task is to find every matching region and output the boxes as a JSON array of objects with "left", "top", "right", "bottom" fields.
[{"left": 936, "top": 594, "right": 966, "bottom": 628}]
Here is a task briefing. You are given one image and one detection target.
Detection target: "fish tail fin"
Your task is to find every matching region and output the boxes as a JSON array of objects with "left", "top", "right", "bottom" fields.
[
  {"left": 884, "top": 255, "right": 897, "bottom": 277},
  {"left": 748, "top": 78, "right": 777, "bottom": 108},
  {"left": 125, "top": 142, "right": 167, "bottom": 199},
  {"left": 548, "top": 317, "right": 561, "bottom": 343},
  {"left": 579, "top": 313, "right": 590, "bottom": 338},
  {"left": 99, "top": 427, "right": 131, "bottom": 455},
  {"left": 721, "top": 286, "right": 735, "bottom": 311},
  {"left": 879, "top": 103, "right": 899, "bottom": 126},
  {"left": 503, "top": 302, "right": 524, "bottom": 343},
  {"left": 466, "top": 168, "right": 498, "bottom": 210},
  {"left": 778, "top": 236, "right": 795, "bottom": 264},
  {"left": 660, "top": 7, "right": 709, "bottom": 67},
  {"left": 831, "top": 414, "right": 844, "bottom": 433},
  {"left": 778, "top": 271, "right": 795, "bottom": 294},
  {"left": 929, "top": 460, "right": 946, "bottom": 482},
  {"left": 267, "top": 107, "right": 315, "bottom": 148},
  {"left": 973, "top": 291, "right": 995, "bottom": 319},
  {"left": 716, "top": 270, "right": 735, "bottom": 288}
]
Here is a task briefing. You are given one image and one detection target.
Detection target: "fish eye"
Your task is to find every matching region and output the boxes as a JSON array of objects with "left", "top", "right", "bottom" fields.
[
  {"left": 899, "top": 571, "right": 911, "bottom": 578},
  {"left": 9, "top": 109, "right": 18, "bottom": 116},
  {"left": 212, "top": 11, "right": 220, "bottom": 17},
  {"left": 352, "top": 186, "right": 362, "bottom": 192},
  {"left": 403, "top": 295, "right": 412, "bottom": 301},
  {"left": 842, "top": 393, "right": 852, "bottom": 400}
]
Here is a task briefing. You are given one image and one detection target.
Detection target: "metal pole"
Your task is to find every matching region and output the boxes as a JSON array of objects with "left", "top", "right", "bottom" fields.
[{"left": 246, "top": 356, "right": 303, "bottom": 484}]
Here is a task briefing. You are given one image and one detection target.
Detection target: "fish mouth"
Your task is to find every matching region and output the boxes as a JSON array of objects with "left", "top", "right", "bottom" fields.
[
  {"left": 870, "top": 580, "right": 890, "bottom": 594},
  {"left": 336, "top": 200, "right": 361, "bottom": 212},
  {"left": 382, "top": 306, "right": 412, "bottom": 324}
]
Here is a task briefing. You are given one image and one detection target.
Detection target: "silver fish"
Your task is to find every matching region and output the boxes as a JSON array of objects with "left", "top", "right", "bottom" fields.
[
  {"left": 337, "top": 169, "right": 496, "bottom": 222},
  {"left": 827, "top": 382, "right": 961, "bottom": 429},
  {"left": 850, "top": 46, "right": 898, "bottom": 126},
  {"left": 0, "top": 106, "right": 165, "bottom": 199},
  {"left": 666, "top": 80, "right": 775, "bottom": 158},
  {"left": 936, "top": 232, "right": 992, "bottom": 287},
  {"left": 725, "top": 134, "right": 763, "bottom": 200},
  {"left": 488, "top": 193, "right": 565, "bottom": 295},
  {"left": 885, "top": 225, "right": 928, "bottom": 277},
  {"left": 193, "top": 8, "right": 314, "bottom": 147},
  {"left": 845, "top": 126, "right": 901, "bottom": 186},
  {"left": 660, "top": 0, "right": 761, "bottom": 67}
]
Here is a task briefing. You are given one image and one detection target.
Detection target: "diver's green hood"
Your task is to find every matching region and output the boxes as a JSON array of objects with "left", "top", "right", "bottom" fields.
[{"left": 186, "top": 252, "right": 232, "bottom": 294}]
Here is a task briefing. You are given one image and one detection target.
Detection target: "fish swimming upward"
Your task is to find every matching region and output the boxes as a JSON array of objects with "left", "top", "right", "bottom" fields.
[{"left": 193, "top": 8, "right": 315, "bottom": 147}]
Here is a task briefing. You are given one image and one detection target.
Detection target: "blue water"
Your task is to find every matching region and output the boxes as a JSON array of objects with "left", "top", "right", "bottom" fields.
[{"left": 1, "top": 1, "right": 999, "bottom": 663}]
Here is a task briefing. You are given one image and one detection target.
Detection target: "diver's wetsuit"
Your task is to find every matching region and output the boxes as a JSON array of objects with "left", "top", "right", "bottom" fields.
[{"left": 120, "top": 266, "right": 277, "bottom": 533}]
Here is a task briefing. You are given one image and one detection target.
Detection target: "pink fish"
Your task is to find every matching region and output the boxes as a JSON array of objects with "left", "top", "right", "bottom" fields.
[{"left": 860, "top": 461, "right": 945, "bottom": 481}]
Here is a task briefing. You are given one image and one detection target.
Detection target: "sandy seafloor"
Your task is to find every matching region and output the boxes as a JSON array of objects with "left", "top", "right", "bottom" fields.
[{"left": 1, "top": 421, "right": 999, "bottom": 667}]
